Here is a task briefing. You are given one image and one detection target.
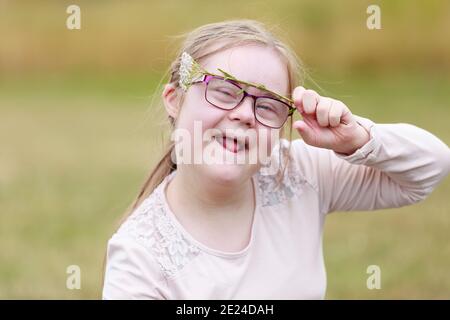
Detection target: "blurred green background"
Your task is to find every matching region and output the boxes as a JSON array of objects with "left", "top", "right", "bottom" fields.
[{"left": 0, "top": 0, "right": 449, "bottom": 299}]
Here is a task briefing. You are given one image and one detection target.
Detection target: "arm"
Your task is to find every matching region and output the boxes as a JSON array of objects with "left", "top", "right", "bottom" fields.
[{"left": 299, "top": 115, "right": 450, "bottom": 214}]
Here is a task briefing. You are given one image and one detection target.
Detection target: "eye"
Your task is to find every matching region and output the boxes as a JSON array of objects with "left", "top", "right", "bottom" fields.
[
  {"left": 256, "top": 104, "right": 276, "bottom": 112},
  {"left": 218, "top": 89, "right": 234, "bottom": 96}
]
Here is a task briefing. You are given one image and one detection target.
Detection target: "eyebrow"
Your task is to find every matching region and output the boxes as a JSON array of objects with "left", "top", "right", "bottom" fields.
[{"left": 229, "top": 78, "right": 286, "bottom": 100}]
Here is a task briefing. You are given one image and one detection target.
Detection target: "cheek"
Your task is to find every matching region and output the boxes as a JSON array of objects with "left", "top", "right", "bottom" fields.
[
  {"left": 255, "top": 127, "right": 280, "bottom": 157},
  {"left": 180, "top": 96, "right": 226, "bottom": 130},
  {"left": 264, "top": 127, "right": 280, "bottom": 147},
  {"left": 175, "top": 103, "right": 229, "bottom": 148}
]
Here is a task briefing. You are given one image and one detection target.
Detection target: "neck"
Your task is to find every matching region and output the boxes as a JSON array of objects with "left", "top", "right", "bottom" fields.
[{"left": 166, "top": 166, "right": 255, "bottom": 216}]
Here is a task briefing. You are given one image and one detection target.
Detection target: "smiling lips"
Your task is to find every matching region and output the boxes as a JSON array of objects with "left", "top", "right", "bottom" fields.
[{"left": 214, "top": 135, "right": 248, "bottom": 153}]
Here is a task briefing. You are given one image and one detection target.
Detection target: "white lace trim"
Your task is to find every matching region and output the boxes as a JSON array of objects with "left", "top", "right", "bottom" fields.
[
  {"left": 257, "top": 139, "right": 309, "bottom": 207},
  {"left": 257, "top": 170, "right": 308, "bottom": 207},
  {"left": 118, "top": 183, "right": 200, "bottom": 279}
]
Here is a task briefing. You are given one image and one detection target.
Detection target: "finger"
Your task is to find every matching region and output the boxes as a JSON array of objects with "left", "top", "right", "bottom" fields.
[
  {"left": 293, "top": 120, "right": 317, "bottom": 146},
  {"left": 302, "top": 89, "right": 320, "bottom": 114},
  {"left": 316, "top": 97, "right": 332, "bottom": 127},
  {"left": 339, "top": 101, "right": 354, "bottom": 126},
  {"left": 329, "top": 99, "right": 343, "bottom": 127},
  {"left": 292, "top": 86, "right": 306, "bottom": 113}
]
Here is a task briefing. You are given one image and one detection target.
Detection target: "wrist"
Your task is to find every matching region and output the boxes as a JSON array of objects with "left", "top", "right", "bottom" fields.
[{"left": 336, "top": 125, "right": 371, "bottom": 156}]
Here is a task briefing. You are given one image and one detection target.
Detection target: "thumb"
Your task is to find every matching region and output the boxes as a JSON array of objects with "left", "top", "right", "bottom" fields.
[{"left": 293, "top": 120, "right": 314, "bottom": 143}]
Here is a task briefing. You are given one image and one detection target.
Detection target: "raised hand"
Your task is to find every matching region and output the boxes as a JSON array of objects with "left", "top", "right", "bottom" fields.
[{"left": 292, "top": 86, "right": 371, "bottom": 155}]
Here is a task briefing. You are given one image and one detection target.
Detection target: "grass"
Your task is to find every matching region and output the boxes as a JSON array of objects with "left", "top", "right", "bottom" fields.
[
  {"left": 1, "top": 0, "right": 450, "bottom": 299},
  {"left": 0, "top": 70, "right": 449, "bottom": 299}
]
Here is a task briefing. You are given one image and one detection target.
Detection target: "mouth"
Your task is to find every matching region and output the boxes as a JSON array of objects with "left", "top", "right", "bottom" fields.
[{"left": 213, "top": 134, "right": 249, "bottom": 154}]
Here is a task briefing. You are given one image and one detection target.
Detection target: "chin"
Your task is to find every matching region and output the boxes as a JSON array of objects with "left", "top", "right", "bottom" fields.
[
  {"left": 189, "top": 139, "right": 261, "bottom": 185},
  {"left": 201, "top": 162, "right": 254, "bottom": 186}
]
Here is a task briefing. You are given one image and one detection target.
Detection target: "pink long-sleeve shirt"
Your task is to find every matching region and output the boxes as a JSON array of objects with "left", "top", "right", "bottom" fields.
[{"left": 102, "top": 115, "right": 450, "bottom": 299}]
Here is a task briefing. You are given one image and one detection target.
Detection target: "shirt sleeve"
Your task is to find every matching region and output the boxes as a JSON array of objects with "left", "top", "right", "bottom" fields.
[
  {"left": 102, "top": 233, "right": 167, "bottom": 300},
  {"left": 292, "top": 114, "right": 450, "bottom": 214}
]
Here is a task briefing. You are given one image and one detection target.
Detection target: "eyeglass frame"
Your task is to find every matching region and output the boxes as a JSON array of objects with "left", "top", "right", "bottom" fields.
[{"left": 191, "top": 74, "right": 296, "bottom": 129}]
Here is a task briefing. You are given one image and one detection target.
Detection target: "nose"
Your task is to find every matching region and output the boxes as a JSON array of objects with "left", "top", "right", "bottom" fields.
[{"left": 228, "top": 95, "right": 256, "bottom": 127}]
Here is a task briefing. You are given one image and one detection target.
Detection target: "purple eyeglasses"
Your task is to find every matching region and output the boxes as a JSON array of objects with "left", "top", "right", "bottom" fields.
[{"left": 191, "top": 74, "right": 295, "bottom": 129}]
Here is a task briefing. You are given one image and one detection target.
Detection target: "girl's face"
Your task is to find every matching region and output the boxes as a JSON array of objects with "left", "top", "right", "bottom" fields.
[{"left": 164, "top": 44, "right": 290, "bottom": 186}]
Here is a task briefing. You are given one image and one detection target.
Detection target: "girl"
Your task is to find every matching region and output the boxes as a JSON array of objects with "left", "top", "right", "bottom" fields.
[{"left": 102, "top": 19, "right": 450, "bottom": 299}]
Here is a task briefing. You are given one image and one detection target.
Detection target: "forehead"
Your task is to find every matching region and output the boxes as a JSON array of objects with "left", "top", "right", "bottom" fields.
[{"left": 201, "top": 44, "right": 289, "bottom": 96}]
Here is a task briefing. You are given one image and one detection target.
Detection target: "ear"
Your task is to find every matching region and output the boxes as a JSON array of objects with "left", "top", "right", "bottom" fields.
[{"left": 162, "top": 83, "right": 182, "bottom": 119}]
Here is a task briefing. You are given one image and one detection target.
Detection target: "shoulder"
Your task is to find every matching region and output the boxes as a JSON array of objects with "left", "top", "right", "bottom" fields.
[
  {"left": 256, "top": 138, "right": 319, "bottom": 207},
  {"left": 285, "top": 137, "right": 343, "bottom": 186},
  {"left": 111, "top": 183, "right": 201, "bottom": 279}
]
